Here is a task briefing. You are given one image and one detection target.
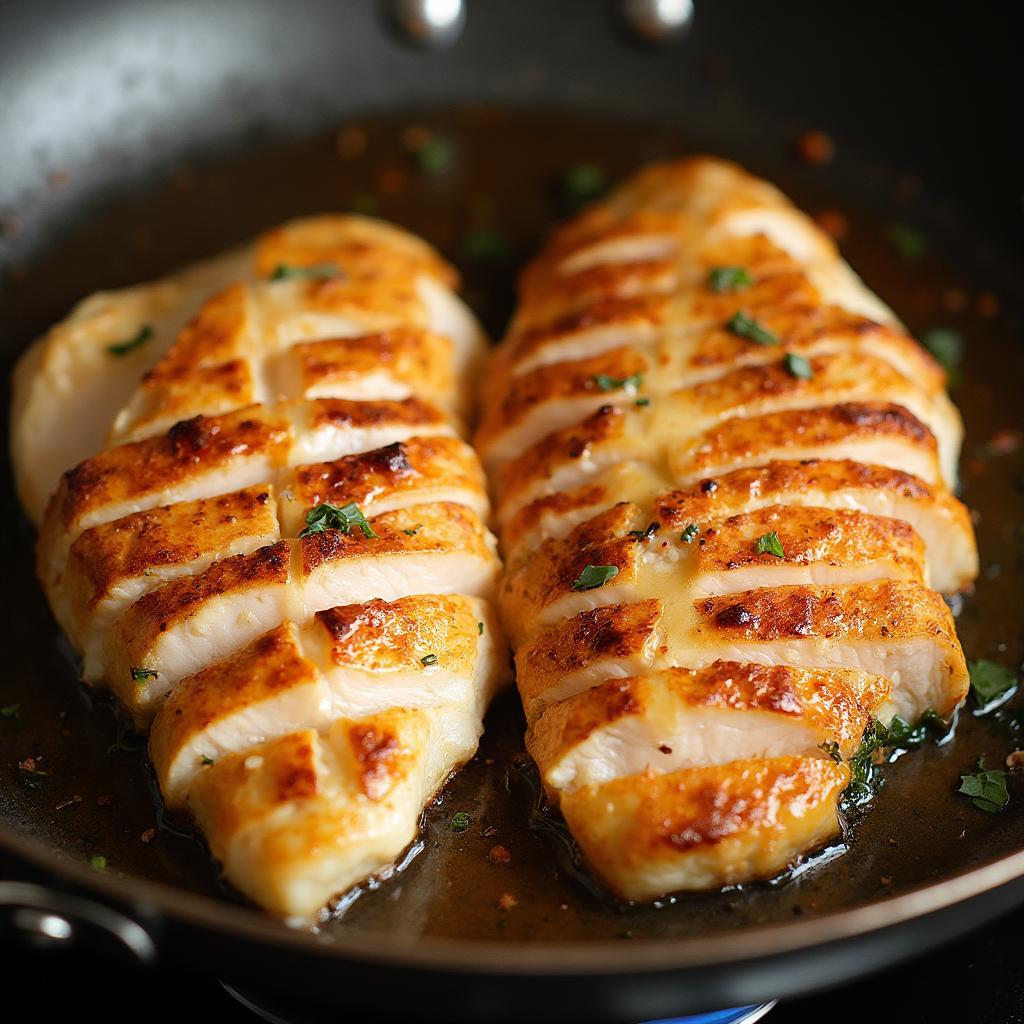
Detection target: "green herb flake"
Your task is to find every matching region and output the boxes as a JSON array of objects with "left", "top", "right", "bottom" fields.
[
  {"left": 89, "top": 855, "right": 108, "bottom": 872},
  {"left": 969, "top": 659, "right": 1019, "bottom": 713},
  {"left": 680, "top": 523, "right": 700, "bottom": 544},
  {"left": 627, "top": 522, "right": 659, "bottom": 541},
  {"left": 593, "top": 372, "right": 644, "bottom": 393},
  {"left": 635, "top": 397, "right": 651, "bottom": 407},
  {"left": 107, "top": 721, "right": 144, "bottom": 756},
  {"left": 421, "top": 654, "right": 439, "bottom": 667},
  {"left": 477, "top": 621, "right": 484, "bottom": 636},
  {"left": 783, "top": 352, "right": 814, "bottom": 380},
  {"left": 755, "top": 531, "right": 785, "bottom": 558},
  {"left": 402, "top": 524, "right": 424, "bottom": 536},
  {"left": 571, "top": 564, "right": 620, "bottom": 591},
  {"left": 130, "top": 666, "right": 158, "bottom": 684},
  {"left": 1, "top": 704, "right": 21, "bottom": 722},
  {"left": 450, "top": 811, "right": 471, "bottom": 833},
  {"left": 562, "top": 163, "right": 607, "bottom": 208},
  {"left": 726, "top": 311, "right": 778, "bottom": 346},
  {"left": 415, "top": 135, "right": 455, "bottom": 176},
  {"left": 107, "top": 324, "right": 154, "bottom": 357},
  {"left": 921, "top": 327, "right": 964, "bottom": 376},
  {"left": 201, "top": 755, "right": 215, "bottom": 766},
  {"left": 819, "top": 740, "right": 843, "bottom": 763},
  {"left": 885, "top": 223, "right": 928, "bottom": 263},
  {"left": 462, "top": 226, "right": 511, "bottom": 264},
  {"left": 299, "top": 502, "right": 378, "bottom": 540},
  {"left": 959, "top": 757, "right": 1010, "bottom": 813},
  {"left": 270, "top": 262, "right": 341, "bottom": 282},
  {"left": 707, "top": 266, "right": 754, "bottom": 293},
  {"left": 18, "top": 759, "right": 48, "bottom": 790}
]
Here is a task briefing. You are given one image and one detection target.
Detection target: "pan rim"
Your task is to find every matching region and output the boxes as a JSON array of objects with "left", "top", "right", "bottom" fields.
[{"left": 3, "top": 822, "right": 1024, "bottom": 974}]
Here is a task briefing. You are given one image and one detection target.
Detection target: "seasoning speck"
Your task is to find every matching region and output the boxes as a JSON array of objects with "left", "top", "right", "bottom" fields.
[
  {"left": 488, "top": 844, "right": 512, "bottom": 865},
  {"left": 450, "top": 811, "right": 471, "bottom": 833},
  {"left": 794, "top": 131, "right": 834, "bottom": 165},
  {"left": 498, "top": 892, "right": 518, "bottom": 911}
]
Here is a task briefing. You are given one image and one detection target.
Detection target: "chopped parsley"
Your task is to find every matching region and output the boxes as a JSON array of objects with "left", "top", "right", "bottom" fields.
[
  {"left": 415, "top": 135, "right": 454, "bottom": 176},
  {"left": 1, "top": 704, "right": 21, "bottom": 722},
  {"left": 680, "top": 523, "right": 700, "bottom": 544},
  {"left": 299, "top": 502, "right": 378, "bottom": 540},
  {"left": 90, "top": 855, "right": 108, "bottom": 872},
  {"left": 819, "top": 740, "right": 842, "bottom": 763},
  {"left": 726, "top": 311, "right": 778, "bottom": 346},
  {"left": 450, "top": 811, "right": 471, "bottom": 833},
  {"left": 201, "top": 755, "right": 215, "bottom": 766},
  {"left": 107, "top": 324, "right": 153, "bottom": 357},
  {"left": 107, "top": 720, "right": 144, "bottom": 756},
  {"left": 755, "top": 531, "right": 785, "bottom": 558},
  {"left": 477, "top": 621, "right": 484, "bottom": 635},
  {"left": 921, "top": 327, "right": 964, "bottom": 377},
  {"left": 130, "top": 666, "right": 158, "bottom": 684},
  {"left": 969, "top": 659, "right": 1019, "bottom": 714},
  {"left": 707, "top": 266, "right": 753, "bottom": 293},
  {"left": 593, "top": 372, "right": 644, "bottom": 392},
  {"left": 635, "top": 397, "right": 651, "bottom": 407},
  {"left": 885, "top": 223, "right": 928, "bottom": 263},
  {"left": 462, "top": 226, "right": 511, "bottom": 263},
  {"left": 571, "top": 564, "right": 620, "bottom": 591},
  {"left": 783, "top": 352, "right": 814, "bottom": 380},
  {"left": 627, "top": 522, "right": 659, "bottom": 541},
  {"left": 421, "top": 654, "right": 439, "bottom": 667},
  {"left": 270, "top": 262, "right": 341, "bottom": 282},
  {"left": 959, "top": 757, "right": 1010, "bottom": 813},
  {"left": 562, "top": 163, "right": 607, "bottom": 209},
  {"left": 402, "top": 524, "right": 424, "bottom": 536}
]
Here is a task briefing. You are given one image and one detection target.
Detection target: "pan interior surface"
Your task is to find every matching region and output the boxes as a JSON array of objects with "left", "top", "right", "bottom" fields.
[{"left": 1, "top": 107, "right": 1023, "bottom": 955}]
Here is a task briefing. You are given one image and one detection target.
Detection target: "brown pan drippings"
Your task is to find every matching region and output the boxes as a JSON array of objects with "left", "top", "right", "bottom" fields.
[{"left": 1, "top": 107, "right": 1021, "bottom": 944}]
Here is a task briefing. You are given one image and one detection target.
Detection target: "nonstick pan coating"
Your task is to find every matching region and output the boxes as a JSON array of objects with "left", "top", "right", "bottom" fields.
[{"left": 1, "top": 3, "right": 1021, "bottom": 1021}]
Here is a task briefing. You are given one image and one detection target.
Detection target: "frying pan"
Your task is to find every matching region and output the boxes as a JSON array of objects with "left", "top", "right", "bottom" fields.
[{"left": 1, "top": 2, "right": 1022, "bottom": 1020}]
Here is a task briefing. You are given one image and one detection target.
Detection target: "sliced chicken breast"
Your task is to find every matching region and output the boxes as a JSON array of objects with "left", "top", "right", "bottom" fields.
[
  {"left": 482, "top": 156, "right": 977, "bottom": 901},
  {"left": 21, "top": 212, "right": 507, "bottom": 919}
]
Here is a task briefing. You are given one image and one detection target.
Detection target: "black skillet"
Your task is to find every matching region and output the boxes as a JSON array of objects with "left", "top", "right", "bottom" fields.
[{"left": 1, "top": 2, "right": 1022, "bottom": 1021}]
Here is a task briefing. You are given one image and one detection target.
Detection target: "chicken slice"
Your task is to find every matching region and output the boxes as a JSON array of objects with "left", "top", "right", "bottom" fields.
[
  {"left": 500, "top": 502, "right": 927, "bottom": 645},
  {"left": 528, "top": 662, "right": 889, "bottom": 794},
  {"left": 478, "top": 348, "right": 958, "bottom": 483},
  {"left": 151, "top": 596, "right": 506, "bottom": 808},
  {"left": 102, "top": 503, "right": 499, "bottom": 724},
  {"left": 187, "top": 707, "right": 481, "bottom": 919},
  {"left": 58, "top": 486, "right": 281, "bottom": 679},
  {"left": 495, "top": 401, "right": 943, "bottom": 527},
  {"left": 277, "top": 436, "right": 487, "bottom": 536},
  {"left": 561, "top": 755, "right": 849, "bottom": 901}
]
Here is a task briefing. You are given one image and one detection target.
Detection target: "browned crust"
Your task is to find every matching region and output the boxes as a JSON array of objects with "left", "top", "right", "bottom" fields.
[
  {"left": 48, "top": 406, "right": 291, "bottom": 532},
  {"left": 516, "top": 600, "right": 663, "bottom": 713},
  {"left": 313, "top": 594, "right": 479, "bottom": 673},
  {"left": 303, "top": 396, "right": 448, "bottom": 433},
  {"left": 68, "top": 486, "right": 279, "bottom": 607},
  {"left": 693, "top": 579, "right": 958, "bottom": 643}
]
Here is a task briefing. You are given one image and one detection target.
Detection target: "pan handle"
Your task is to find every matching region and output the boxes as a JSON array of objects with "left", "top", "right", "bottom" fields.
[{"left": 0, "top": 880, "right": 158, "bottom": 965}]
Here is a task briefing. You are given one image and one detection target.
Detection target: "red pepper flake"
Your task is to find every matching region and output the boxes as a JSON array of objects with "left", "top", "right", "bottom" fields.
[
  {"left": 942, "top": 288, "right": 969, "bottom": 313},
  {"left": 985, "top": 429, "right": 1021, "bottom": 457},
  {"left": 497, "top": 892, "right": 518, "bottom": 911},
  {"left": 977, "top": 292, "right": 1000, "bottom": 318},
  {"left": 141, "top": 828, "right": 157, "bottom": 844},
  {"left": 794, "top": 131, "right": 834, "bottom": 165},
  {"left": 488, "top": 844, "right": 512, "bottom": 865},
  {"left": 18, "top": 756, "right": 41, "bottom": 773},
  {"left": 813, "top": 209, "right": 848, "bottom": 241},
  {"left": 376, "top": 168, "right": 405, "bottom": 196},
  {"left": 336, "top": 127, "right": 367, "bottom": 159}
]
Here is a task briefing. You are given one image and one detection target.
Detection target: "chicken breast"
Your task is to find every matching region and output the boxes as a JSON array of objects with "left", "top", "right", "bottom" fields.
[
  {"left": 23, "top": 214, "right": 508, "bottom": 918},
  {"left": 483, "top": 156, "right": 977, "bottom": 901},
  {"left": 11, "top": 215, "right": 486, "bottom": 525}
]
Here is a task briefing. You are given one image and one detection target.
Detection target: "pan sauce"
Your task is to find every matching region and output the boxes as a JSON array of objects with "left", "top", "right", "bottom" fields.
[{"left": 1, "top": 107, "right": 1022, "bottom": 943}]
